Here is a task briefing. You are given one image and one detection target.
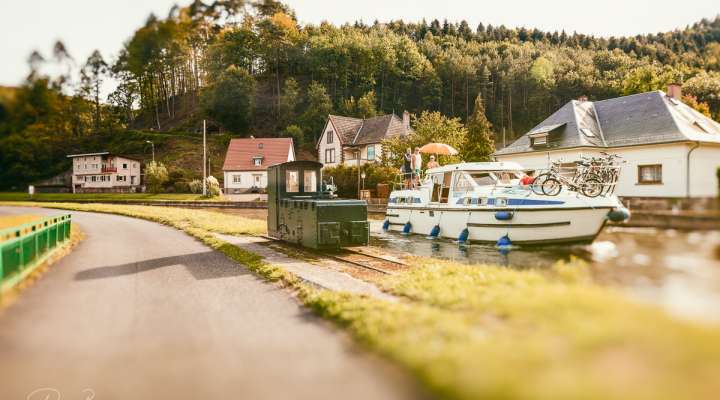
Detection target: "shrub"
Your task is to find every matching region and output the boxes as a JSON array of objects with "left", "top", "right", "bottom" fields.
[
  {"left": 205, "top": 175, "right": 221, "bottom": 197},
  {"left": 145, "top": 161, "right": 169, "bottom": 193},
  {"left": 188, "top": 179, "right": 202, "bottom": 194},
  {"left": 322, "top": 163, "right": 398, "bottom": 198}
]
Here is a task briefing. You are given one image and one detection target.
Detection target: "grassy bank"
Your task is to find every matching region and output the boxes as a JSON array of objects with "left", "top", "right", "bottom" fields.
[
  {"left": 4, "top": 201, "right": 720, "bottom": 400},
  {"left": 0, "top": 192, "right": 227, "bottom": 202}
]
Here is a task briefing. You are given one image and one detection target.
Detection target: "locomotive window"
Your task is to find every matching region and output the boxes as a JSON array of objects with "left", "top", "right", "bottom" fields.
[
  {"left": 286, "top": 170, "right": 299, "bottom": 192},
  {"left": 303, "top": 170, "right": 317, "bottom": 192}
]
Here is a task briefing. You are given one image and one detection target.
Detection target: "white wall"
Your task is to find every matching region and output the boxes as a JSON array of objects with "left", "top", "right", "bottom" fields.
[
  {"left": 317, "top": 120, "right": 342, "bottom": 167},
  {"left": 224, "top": 171, "right": 267, "bottom": 192},
  {"left": 495, "top": 143, "right": 707, "bottom": 198},
  {"left": 689, "top": 143, "right": 720, "bottom": 197},
  {"left": 341, "top": 144, "right": 383, "bottom": 166}
]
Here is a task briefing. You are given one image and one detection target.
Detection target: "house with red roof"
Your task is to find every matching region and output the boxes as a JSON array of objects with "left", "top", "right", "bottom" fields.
[{"left": 222, "top": 137, "right": 295, "bottom": 193}]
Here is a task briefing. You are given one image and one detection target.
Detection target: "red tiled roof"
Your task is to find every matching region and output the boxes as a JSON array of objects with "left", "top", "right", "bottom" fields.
[{"left": 222, "top": 137, "right": 294, "bottom": 171}]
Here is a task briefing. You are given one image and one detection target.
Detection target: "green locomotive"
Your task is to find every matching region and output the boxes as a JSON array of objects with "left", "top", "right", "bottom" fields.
[{"left": 267, "top": 161, "right": 369, "bottom": 249}]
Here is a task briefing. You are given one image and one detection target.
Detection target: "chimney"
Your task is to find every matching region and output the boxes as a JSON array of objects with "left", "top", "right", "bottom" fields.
[
  {"left": 402, "top": 110, "right": 410, "bottom": 129},
  {"left": 667, "top": 83, "right": 682, "bottom": 100},
  {"left": 577, "top": 95, "right": 588, "bottom": 102}
]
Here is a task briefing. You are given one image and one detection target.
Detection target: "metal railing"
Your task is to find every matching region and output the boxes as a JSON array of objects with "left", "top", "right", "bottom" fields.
[{"left": 0, "top": 214, "right": 72, "bottom": 290}]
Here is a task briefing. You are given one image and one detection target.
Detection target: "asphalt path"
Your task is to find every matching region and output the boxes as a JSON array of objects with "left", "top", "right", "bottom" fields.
[{"left": 0, "top": 207, "right": 423, "bottom": 400}]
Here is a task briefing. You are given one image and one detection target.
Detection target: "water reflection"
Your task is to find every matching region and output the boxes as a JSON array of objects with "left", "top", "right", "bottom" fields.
[{"left": 371, "top": 222, "right": 720, "bottom": 322}]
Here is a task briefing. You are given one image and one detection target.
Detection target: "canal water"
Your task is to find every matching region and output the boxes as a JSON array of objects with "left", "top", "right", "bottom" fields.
[{"left": 370, "top": 221, "right": 720, "bottom": 322}]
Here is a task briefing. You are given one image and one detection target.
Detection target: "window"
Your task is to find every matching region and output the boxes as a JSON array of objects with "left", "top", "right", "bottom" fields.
[
  {"left": 452, "top": 173, "right": 474, "bottom": 192},
  {"left": 531, "top": 135, "right": 547, "bottom": 146},
  {"left": 233, "top": 175, "right": 242, "bottom": 183},
  {"left": 91, "top": 176, "right": 96, "bottom": 182},
  {"left": 123, "top": 163, "right": 128, "bottom": 169},
  {"left": 304, "top": 170, "right": 317, "bottom": 193},
  {"left": 325, "top": 148, "right": 335, "bottom": 164},
  {"left": 468, "top": 172, "right": 497, "bottom": 186},
  {"left": 326, "top": 131, "right": 333, "bottom": 144},
  {"left": 286, "top": 170, "right": 299, "bottom": 192},
  {"left": 367, "top": 145, "right": 375, "bottom": 161},
  {"left": 638, "top": 164, "right": 662, "bottom": 184},
  {"left": 253, "top": 157, "right": 262, "bottom": 166}
]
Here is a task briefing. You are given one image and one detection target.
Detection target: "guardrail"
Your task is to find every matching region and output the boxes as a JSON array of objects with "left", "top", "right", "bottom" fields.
[{"left": 1, "top": 214, "right": 72, "bottom": 291}]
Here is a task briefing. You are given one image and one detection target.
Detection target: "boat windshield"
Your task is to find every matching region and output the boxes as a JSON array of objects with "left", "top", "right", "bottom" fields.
[{"left": 491, "top": 171, "right": 523, "bottom": 186}]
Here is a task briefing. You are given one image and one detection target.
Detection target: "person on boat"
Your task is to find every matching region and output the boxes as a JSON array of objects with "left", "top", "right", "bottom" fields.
[
  {"left": 413, "top": 147, "right": 422, "bottom": 187},
  {"left": 426, "top": 155, "right": 440, "bottom": 169},
  {"left": 520, "top": 170, "right": 535, "bottom": 186},
  {"left": 402, "top": 148, "right": 413, "bottom": 188}
]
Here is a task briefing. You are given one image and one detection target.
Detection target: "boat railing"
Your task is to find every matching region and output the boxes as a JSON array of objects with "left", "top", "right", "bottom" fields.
[{"left": 392, "top": 170, "right": 426, "bottom": 190}]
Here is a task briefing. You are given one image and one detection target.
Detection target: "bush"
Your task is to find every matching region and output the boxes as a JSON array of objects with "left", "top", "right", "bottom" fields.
[
  {"left": 173, "top": 181, "right": 189, "bottom": 193},
  {"left": 145, "top": 161, "right": 169, "bottom": 193},
  {"left": 205, "top": 175, "right": 221, "bottom": 197},
  {"left": 188, "top": 179, "right": 202, "bottom": 194},
  {"left": 322, "top": 163, "right": 398, "bottom": 198}
]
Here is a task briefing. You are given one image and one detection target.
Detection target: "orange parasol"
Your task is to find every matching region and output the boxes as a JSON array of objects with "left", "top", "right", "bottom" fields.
[{"left": 418, "top": 143, "right": 459, "bottom": 155}]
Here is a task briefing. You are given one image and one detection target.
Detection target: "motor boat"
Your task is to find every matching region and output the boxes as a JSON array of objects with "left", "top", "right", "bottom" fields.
[{"left": 383, "top": 161, "right": 630, "bottom": 245}]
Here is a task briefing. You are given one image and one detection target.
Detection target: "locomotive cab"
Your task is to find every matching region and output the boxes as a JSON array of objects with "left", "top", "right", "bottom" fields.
[{"left": 267, "top": 161, "right": 369, "bottom": 249}]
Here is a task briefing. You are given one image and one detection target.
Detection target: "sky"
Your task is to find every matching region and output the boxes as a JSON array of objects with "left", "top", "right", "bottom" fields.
[{"left": 1, "top": 0, "right": 718, "bottom": 91}]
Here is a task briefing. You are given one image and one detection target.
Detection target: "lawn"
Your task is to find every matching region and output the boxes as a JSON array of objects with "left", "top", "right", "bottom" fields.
[
  {"left": 4, "top": 201, "right": 720, "bottom": 400},
  {"left": 0, "top": 192, "right": 223, "bottom": 202}
]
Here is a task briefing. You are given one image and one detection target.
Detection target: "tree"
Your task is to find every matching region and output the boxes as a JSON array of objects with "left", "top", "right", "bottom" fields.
[
  {"left": 200, "top": 66, "right": 255, "bottom": 133},
  {"left": 682, "top": 94, "right": 712, "bottom": 118},
  {"left": 300, "top": 81, "right": 332, "bottom": 148},
  {"left": 282, "top": 124, "right": 304, "bottom": 150},
  {"left": 357, "top": 90, "right": 378, "bottom": 118},
  {"left": 382, "top": 111, "right": 466, "bottom": 167},
  {"left": 146, "top": 161, "right": 169, "bottom": 193},
  {"left": 463, "top": 93, "right": 495, "bottom": 161},
  {"left": 278, "top": 78, "right": 300, "bottom": 127},
  {"left": 80, "top": 50, "right": 108, "bottom": 131}
]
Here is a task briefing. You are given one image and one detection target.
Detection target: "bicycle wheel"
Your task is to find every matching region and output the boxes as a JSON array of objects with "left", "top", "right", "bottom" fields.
[
  {"left": 531, "top": 173, "right": 551, "bottom": 195},
  {"left": 541, "top": 177, "right": 562, "bottom": 196},
  {"left": 581, "top": 177, "right": 603, "bottom": 198}
]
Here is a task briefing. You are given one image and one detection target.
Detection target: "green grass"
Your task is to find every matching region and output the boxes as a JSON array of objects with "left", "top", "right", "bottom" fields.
[
  {"left": 0, "top": 192, "right": 225, "bottom": 202},
  {"left": 5, "top": 201, "right": 720, "bottom": 400}
]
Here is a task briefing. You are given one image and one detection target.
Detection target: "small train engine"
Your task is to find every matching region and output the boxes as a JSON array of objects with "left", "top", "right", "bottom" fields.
[{"left": 267, "top": 161, "right": 369, "bottom": 249}]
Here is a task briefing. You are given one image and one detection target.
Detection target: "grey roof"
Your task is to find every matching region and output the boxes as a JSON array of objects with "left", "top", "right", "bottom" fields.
[
  {"left": 495, "top": 90, "right": 720, "bottom": 155},
  {"left": 327, "top": 113, "right": 414, "bottom": 146}
]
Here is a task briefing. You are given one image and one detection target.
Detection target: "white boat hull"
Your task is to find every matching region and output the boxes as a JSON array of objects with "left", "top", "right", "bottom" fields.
[{"left": 385, "top": 205, "right": 611, "bottom": 244}]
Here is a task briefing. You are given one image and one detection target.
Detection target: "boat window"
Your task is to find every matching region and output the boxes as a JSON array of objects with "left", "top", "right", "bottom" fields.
[
  {"left": 406, "top": 196, "right": 415, "bottom": 204},
  {"left": 452, "top": 173, "right": 474, "bottom": 192},
  {"left": 468, "top": 173, "right": 496, "bottom": 186},
  {"left": 496, "top": 197, "right": 508, "bottom": 207},
  {"left": 286, "top": 170, "right": 299, "bottom": 192},
  {"left": 479, "top": 197, "right": 488, "bottom": 206},
  {"left": 463, "top": 197, "right": 472, "bottom": 205},
  {"left": 303, "top": 170, "right": 317, "bottom": 193},
  {"left": 396, "top": 197, "right": 405, "bottom": 204}
]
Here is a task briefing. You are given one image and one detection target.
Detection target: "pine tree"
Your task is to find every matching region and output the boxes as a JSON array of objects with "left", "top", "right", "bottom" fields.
[{"left": 463, "top": 93, "right": 495, "bottom": 162}]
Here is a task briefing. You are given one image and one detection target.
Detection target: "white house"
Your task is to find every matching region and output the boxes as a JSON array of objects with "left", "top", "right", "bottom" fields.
[
  {"left": 222, "top": 137, "right": 295, "bottom": 193},
  {"left": 317, "top": 112, "right": 414, "bottom": 167},
  {"left": 68, "top": 152, "right": 142, "bottom": 193},
  {"left": 494, "top": 85, "right": 720, "bottom": 199}
]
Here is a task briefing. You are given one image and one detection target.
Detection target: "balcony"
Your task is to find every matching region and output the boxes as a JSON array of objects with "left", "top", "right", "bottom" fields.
[{"left": 101, "top": 166, "right": 117, "bottom": 173}]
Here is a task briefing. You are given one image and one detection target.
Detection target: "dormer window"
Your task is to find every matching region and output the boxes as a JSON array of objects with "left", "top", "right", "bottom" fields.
[
  {"left": 253, "top": 156, "right": 263, "bottom": 166},
  {"left": 258, "top": 143, "right": 264, "bottom": 149},
  {"left": 529, "top": 133, "right": 548, "bottom": 147}
]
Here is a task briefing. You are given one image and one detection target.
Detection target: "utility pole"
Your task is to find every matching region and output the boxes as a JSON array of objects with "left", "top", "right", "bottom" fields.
[
  {"left": 202, "top": 120, "right": 207, "bottom": 196},
  {"left": 357, "top": 149, "right": 361, "bottom": 199}
]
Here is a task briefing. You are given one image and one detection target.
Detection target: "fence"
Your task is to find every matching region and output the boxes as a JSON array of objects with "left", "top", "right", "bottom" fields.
[{"left": 0, "top": 214, "right": 72, "bottom": 291}]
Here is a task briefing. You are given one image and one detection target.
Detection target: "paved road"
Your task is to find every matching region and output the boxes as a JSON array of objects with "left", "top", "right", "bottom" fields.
[{"left": 0, "top": 207, "right": 422, "bottom": 400}]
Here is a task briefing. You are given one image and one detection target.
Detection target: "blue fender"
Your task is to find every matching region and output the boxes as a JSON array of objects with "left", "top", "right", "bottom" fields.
[
  {"left": 382, "top": 219, "right": 390, "bottom": 230},
  {"left": 429, "top": 224, "right": 441, "bottom": 238},
  {"left": 458, "top": 227, "right": 470, "bottom": 243},
  {"left": 496, "top": 234, "right": 512, "bottom": 247},
  {"left": 495, "top": 211, "right": 514, "bottom": 221},
  {"left": 607, "top": 208, "right": 631, "bottom": 222},
  {"left": 402, "top": 221, "right": 412, "bottom": 234}
]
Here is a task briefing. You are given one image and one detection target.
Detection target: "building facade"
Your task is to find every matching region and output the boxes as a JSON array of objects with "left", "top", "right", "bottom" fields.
[
  {"left": 494, "top": 86, "right": 720, "bottom": 198},
  {"left": 317, "top": 112, "right": 414, "bottom": 167},
  {"left": 68, "top": 152, "right": 142, "bottom": 193},
  {"left": 222, "top": 137, "right": 295, "bottom": 194}
]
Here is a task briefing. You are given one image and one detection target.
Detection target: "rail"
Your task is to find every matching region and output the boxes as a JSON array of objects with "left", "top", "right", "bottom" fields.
[{"left": 0, "top": 214, "right": 72, "bottom": 291}]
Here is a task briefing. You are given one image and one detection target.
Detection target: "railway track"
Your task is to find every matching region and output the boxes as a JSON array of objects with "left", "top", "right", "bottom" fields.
[{"left": 260, "top": 235, "right": 406, "bottom": 275}]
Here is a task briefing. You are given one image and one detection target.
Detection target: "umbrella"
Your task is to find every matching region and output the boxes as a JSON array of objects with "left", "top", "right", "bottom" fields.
[{"left": 419, "top": 143, "right": 459, "bottom": 155}]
